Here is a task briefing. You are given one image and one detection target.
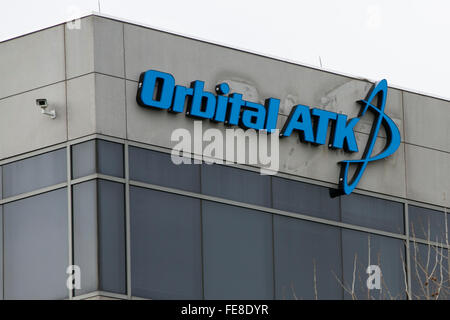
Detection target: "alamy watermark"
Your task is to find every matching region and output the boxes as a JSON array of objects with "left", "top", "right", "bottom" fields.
[
  {"left": 170, "top": 121, "right": 280, "bottom": 175},
  {"left": 66, "top": 265, "right": 81, "bottom": 290},
  {"left": 366, "top": 265, "right": 381, "bottom": 290}
]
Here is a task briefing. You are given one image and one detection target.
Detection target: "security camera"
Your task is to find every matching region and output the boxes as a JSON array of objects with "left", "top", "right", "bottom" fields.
[
  {"left": 36, "top": 98, "right": 56, "bottom": 119},
  {"left": 36, "top": 98, "right": 48, "bottom": 108}
]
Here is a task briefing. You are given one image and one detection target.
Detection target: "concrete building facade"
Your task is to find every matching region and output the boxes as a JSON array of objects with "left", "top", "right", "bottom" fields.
[{"left": 0, "top": 14, "right": 448, "bottom": 300}]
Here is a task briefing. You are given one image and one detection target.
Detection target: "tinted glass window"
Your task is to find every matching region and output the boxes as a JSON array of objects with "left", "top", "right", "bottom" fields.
[
  {"left": 274, "top": 215, "right": 343, "bottom": 299},
  {"left": 0, "top": 206, "right": 2, "bottom": 300},
  {"left": 73, "top": 180, "right": 126, "bottom": 296},
  {"left": 341, "top": 229, "right": 406, "bottom": 300},
  {"left": 3, "top": 188, "right": 68, "bottom": 299},
  {"left": 3, "top": 148, "right": 66, "bottom": 198},
  {"left": 129, "top": 147, "right": 200, "bottom": 192},
  {"left": 202, "top": 201, "right": 273, "bottom": 299},
  {"left": 73, "top": 180, "right": 98, "bottom": 296},
  {"left": 341, "top": 193, "right": 404, "bottom": 234},
  {"left": 97, "top": 140, "right": 124, "bottom": 178},
  {"left": 272, "top": 177, "right": 340, "bottom": 221},
  {"left": 409, "top": 206, "right": 446, "bottom": 242},
  {"left": 201, "top": 164, "right": 271, "bottom": 206},
  {"left": 410, "top": 242, "right": 449, "bottom": 300},
  {"left": 130, "top": 187, "right": 202, "bottom": 299},
  {"left": 98, "top": 180, "right": 126, "bottom": 294},
  {"left": 72, "top": 140, "right": 96, "bottom": 179},
  {"left": 0, "top": 167, "right": 3, "bottom": 200},
  {"left": 72, "top": 140, "right": 124, "bottom": 179}
]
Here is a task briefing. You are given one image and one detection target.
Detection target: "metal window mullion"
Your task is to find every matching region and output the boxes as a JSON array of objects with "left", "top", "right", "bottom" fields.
[
  {"left": 405, "top": 203, "right": 412, "bottom": 300},
  {"left": 0, "top": 183, "right": 68, "bottom": 205},
  {"left": 124, "top": 142, "right": 132, "bottom": 299},
  {"left": 66, "top": 144, "right": 74, "bottom": 300},
  {"left": 408, "top": 236, "right": 450, "bottom": 249}
]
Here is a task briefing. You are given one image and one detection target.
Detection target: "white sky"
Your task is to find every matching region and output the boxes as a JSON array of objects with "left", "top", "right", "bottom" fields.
[{"left": 1, "top": 0, "right": 449, "bottom": 99}]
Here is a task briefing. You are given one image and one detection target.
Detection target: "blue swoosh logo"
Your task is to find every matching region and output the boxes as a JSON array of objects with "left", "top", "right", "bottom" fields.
[{"left": 338, "top": 79, "right": 401, "bottom": 195}]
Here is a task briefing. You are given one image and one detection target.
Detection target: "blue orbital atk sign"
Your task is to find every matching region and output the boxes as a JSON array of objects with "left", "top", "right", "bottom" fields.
[{"left": 136, "top": 69, "right": 401, "bottom": 195}]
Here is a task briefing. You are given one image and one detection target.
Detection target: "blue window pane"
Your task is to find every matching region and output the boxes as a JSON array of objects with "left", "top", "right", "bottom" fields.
[
  {"left": 72, "top": 180, "right": 98, "bottom": 295},
  {"left": 274, "top": 215, "right": 343, "bottom": 299},
  {"left": 73, "top": 180, "right": 126, "bottom": 296},
  {"left": 201, "top": 164, "right": 271, "bottom": 207},
  {"left": 130, "top": 187, "right": 202, "bottom": 299},
  {"left": 341, "top": 193, "right": 404, "bottom": 234},
  {"left": 129, "top": 146, "right": 200, "bottom": 192},
  {"left": 98, "top": 180, "right": 126, "bottom": 294},
  {"left": 202, "top": 201, "right": 274, "bottom": 299},
  {"left": 3, "top": 148, "right": 66, "bottom": 198},
  {"left": 72, "top": 140, "right": 124, "bottom": 179},
  {"left": 341, "top": 229, "right": 406, "bottom": 300},
  {"left": 272, "top": 177, "right": 340, "bottom": 221},
  {"left": 72, "top": 140, "right": 96, "bottom": 179},
  {"left": 97, "top": 140, "right": 124, "bottom": 178},
  {"left": 3, "top": 188, "right": 68, "bottom": 299},
  {"left": 410, "top": 242, "right": 449, "bottom": 300},
  {"left": 0, "top": 167, "right": 3, "bottom": 200},
  {"left": 409, "top": 206, "right": 446, "bottom": 242},
  {"left": 0, "top": 206, "right": 2, "bottom": 300}
]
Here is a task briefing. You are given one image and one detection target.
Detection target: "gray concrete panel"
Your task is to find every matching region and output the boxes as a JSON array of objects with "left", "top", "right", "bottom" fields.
[
  {"left": 405, "top": 144, "right": 450, "bottom": 207},
  {"left": 0, "top": 25, "right": 65, "bottom": 99},
  {"left": 404, "top": 91, "right": 450, "bottom": 153},
  {"left": 93, "top": 17, "right": 124, "bottom": 78},
  {"left": 0, "top": 82, "right": 67, "bottom": 160},
  {"left": 95, "top": 73, "right": 126, "bottom": 138},
  {"left": 67, "top": 74, "right": 96, "bottom": 140},
  {"left": 68, "top": 73, "right": 125, "bottom": 140},
  {"left": 124, "top": 24, "right": 348, "bottom": 89},
  {"left": 65, "top": 16, "right": 124, "bottom": 79},
  {"left": 65, "top": 17, "right": 94, "bottom": 79}
]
